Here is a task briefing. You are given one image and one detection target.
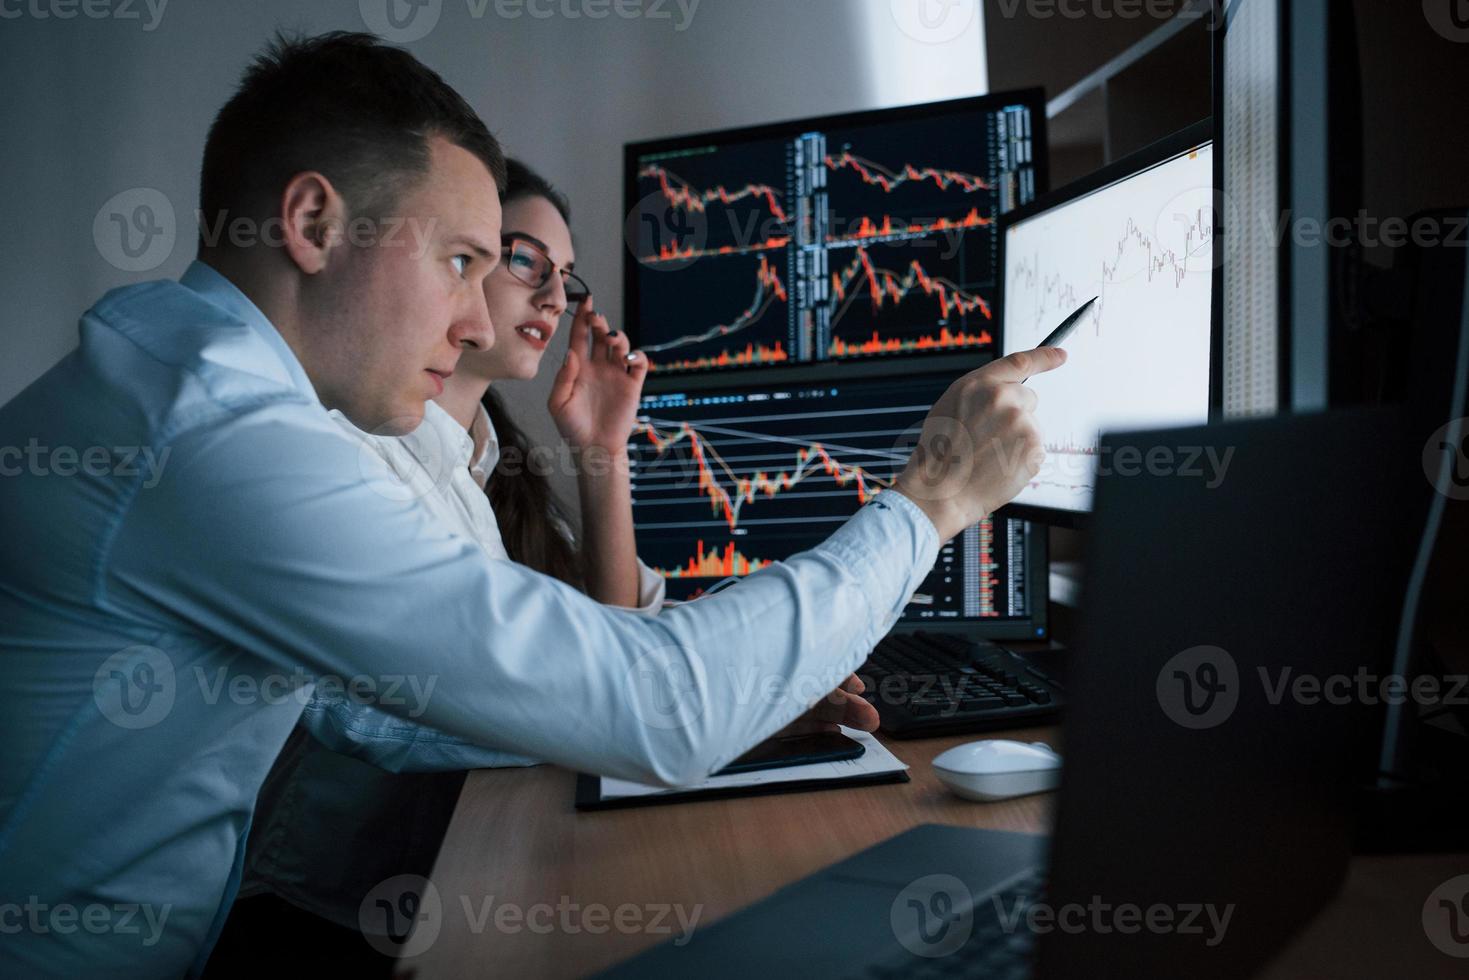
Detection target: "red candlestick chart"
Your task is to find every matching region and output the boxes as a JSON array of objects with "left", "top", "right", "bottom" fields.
[
  {"left": 824, "top": 244, "right": 995, "bottom": 359},
  {"left": 628, "top": 375, "right": 1036, "bottom": 616},
  {"left": 630, "top": 110, "right": 1031, "bottom": 373},
  {"left": 633, "top": 416, "right": 891, "bottom": 532}
]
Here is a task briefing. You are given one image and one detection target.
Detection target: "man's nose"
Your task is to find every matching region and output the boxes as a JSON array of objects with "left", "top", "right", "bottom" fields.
[{"left": 451, "top": 292, "right": 494, "bottom": 351}]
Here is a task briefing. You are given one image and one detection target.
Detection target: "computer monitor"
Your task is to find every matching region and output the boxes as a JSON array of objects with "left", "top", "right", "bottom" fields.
[
  {"left": 628, "top": 369, "right": 1048, "bottom": 640},
  {"left": 623, "top": 90, "right": 1047, "bottom": 375},
  {"left": 997, "top": 122, "right": 1217, "bottom": 525},
  {"left": 1214, "top": 0, "right": 1364, "bottom": 415}
]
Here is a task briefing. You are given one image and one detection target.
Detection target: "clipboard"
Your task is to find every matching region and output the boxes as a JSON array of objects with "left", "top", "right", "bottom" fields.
[{"left": 574, "top": 727, "right": 910, "bottom": 811}]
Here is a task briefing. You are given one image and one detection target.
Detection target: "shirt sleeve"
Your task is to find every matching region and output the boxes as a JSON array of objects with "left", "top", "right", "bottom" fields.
[
  {"left": 294, "top": 479, "right": 664, "bottom": 773},
  {"left": 297, "top": 690, "right": 541, "bottom": 773},
  {"left": 630, "top": 558, "right": 667, "bottom": 615},
  {"left": 107, "top": 404, "right": 938, "bottom": 788}
]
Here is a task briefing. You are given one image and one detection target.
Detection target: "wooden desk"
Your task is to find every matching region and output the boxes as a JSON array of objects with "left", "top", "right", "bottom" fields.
[
  {"left": 406, "top": 727, "right": 1058, "bottom": 978},
  {"left": 409, "top": 728, "right": 1466, "bottom": 979}
]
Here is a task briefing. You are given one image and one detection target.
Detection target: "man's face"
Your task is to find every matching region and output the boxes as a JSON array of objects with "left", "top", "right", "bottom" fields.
[{"left": 303, "top": 136, "right": 502, "bottom": 435}]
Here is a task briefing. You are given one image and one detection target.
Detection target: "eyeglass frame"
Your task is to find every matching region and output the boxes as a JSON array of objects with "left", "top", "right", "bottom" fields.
[{"left": 499, "top": 234, "right": 590, "bottom": 308}]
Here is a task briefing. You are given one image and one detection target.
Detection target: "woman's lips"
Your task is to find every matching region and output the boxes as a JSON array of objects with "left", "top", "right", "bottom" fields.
[{"left": 514, "top": 321, "right": 553, "bottom": 352}]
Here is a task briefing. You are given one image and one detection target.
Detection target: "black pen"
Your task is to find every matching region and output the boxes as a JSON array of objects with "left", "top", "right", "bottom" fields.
[
  {"left": 1024, "top": 296, "right": 1097, "bottom": 384},
  {"left": 1039, "top": 296, "right": 1098, "bottom": 348}
]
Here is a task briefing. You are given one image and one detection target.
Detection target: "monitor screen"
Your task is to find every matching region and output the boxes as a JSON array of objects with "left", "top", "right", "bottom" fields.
[
  {"left": 1219, "top": 0, "right": 1282, "bottom": 416},
  {"left": 1000, "top": 135, "right": 1215, "bottom": 519},
  {"left": 624, "top": 91, "right": 1046, "bottom": 375},
  {"left": 628, "top": 373, "right": 1044, "bottom": 636}
]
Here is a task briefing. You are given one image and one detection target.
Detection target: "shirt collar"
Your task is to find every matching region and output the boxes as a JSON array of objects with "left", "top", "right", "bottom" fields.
[
  {"left": 401, "top": 399, "right": 472, "bottom": 472},
  {"left": 180, "top": 259, "right": 319, "bottom": 403},
  {"left": 469, "top": 402, "right": 499, "bottom": 490}
]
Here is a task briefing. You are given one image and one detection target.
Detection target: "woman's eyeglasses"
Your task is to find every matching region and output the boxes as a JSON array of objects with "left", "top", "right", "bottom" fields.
[{"left": 501, "top": 237, "right": 590, "bottom": 308}]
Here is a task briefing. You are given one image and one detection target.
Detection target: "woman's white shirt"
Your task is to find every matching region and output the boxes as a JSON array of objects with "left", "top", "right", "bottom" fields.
[
  {"left": 329, "top": 399, "right": 665, "bottom": 612},
  {"left": 294, "top": 400, "right": 666, "bottom": 773}
]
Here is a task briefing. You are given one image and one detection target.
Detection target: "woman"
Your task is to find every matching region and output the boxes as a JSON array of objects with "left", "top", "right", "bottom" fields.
[
  {"left": 435, "top": 159, "right": 660, "bottom": 608},
  {"left": 208, "top": 160, "right": 665, "bottom": 974}
]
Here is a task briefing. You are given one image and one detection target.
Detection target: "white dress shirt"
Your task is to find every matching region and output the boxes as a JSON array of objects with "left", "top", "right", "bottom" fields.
[
  {"left": 244, "top": 400, "right": 672, "bottom": 928},
  {"left": 0, "top": 261, "right": 939, "bottom": 976},
  {"left": 290, "top": 400, "right": 667, "bottom": 775},
  {"left": 327, "top": 399, "right": 664, "bottom": 609}
]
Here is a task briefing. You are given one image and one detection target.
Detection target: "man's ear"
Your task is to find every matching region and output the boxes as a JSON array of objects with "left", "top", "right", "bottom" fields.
[{"left": 279, "top": 171, "right": 346, "bottom": 275}]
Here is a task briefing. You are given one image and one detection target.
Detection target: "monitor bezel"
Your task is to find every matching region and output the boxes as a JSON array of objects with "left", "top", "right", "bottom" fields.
[
  {"left": 621, "top": 88, "right": 1050, "bottom": 379},
  {"left": 632, "top": 367, "right": 1050, "bottom": 641},
  {"left": 994, "top": 118, "right": 1222, "bottom": 529}
]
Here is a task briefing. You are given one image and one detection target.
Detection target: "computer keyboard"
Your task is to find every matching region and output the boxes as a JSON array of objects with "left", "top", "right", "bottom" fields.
[
  {"left": 857, "top": 632, "right": 1063, "bottom": 737},
  {"left": 858, "top": 871, "right": 1047, "bottom": 980}
]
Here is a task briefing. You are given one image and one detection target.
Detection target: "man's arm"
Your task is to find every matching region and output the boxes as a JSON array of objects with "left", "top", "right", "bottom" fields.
[
  {"left": 108, "top": 407, "right": 937, "bottom": 788},
  {"left": 108, "top": 347, "right": 1059, "bottom": 787},
  {"left": 891, "top": 346, "right": 1066, "bottom": 540},
  {"left": 297, "top": 692, "right": 542, "bottom": 772}
]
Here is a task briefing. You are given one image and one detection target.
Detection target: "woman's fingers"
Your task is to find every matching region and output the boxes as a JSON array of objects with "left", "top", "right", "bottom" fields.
[
  {"left": 567, "top": 296, "right": 595, "bottom": 355},
  {"left": 624, "top": 349, "right": 649, "bottom": 383},
  {"left": 587, "top": 314, "right": 612, "bottom": 361},
  {"left": 547, "top": 342, "right": 580, "bottom": 413},
  {"left": 606, "top": 331, "right": 631, "bottom": 364}
]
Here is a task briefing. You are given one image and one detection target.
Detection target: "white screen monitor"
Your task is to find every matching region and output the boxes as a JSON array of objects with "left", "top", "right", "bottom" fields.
[{"left": 999, "top": 125, "right": 1216, "bottom": 522}]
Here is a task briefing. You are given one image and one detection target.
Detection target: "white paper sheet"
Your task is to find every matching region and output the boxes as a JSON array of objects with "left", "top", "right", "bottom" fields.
[{"left": 597, "top": 727, "right": 908, "bottom": 801}]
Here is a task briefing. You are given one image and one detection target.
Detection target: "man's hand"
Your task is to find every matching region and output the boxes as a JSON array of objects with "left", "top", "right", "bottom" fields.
[
  {"left": 776, "top": 674, "right": 878, "bottom": 736},
  {"left": 892, "top": 346, "right": 1066, "bottom": 541}
]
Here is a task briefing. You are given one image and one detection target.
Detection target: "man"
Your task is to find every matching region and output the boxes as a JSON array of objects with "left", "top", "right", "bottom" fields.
[{"left": 0, "top": 32, "right": 1063, "bottom": 977}]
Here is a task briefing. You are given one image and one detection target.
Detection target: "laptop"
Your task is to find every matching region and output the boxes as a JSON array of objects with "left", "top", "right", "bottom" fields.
[{"left": 599, "top": 407, "right": 1416, "bottom": 979}]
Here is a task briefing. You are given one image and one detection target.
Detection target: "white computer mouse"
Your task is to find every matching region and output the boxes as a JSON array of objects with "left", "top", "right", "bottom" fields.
[{"left": 932, "top": 740, "right": 1062, "bottom": 802}]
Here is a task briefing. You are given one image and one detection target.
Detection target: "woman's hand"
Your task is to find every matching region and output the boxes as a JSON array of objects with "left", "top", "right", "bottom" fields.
[{"left": 547, "top": 296, "right": 649, "bottom": 453}]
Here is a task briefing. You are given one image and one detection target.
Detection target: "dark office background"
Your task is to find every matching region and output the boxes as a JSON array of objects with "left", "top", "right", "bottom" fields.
[{"left": 2, "top": 0, "right": 1465, "bottom": 514}]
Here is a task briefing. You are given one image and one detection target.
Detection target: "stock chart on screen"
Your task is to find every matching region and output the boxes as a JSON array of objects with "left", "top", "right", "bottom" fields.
[
  {"left": 628, "top": 373, "right": 1038, "bottom": 626},
  {"left": 1001, "top": 134, "right": 1215, "bottom": 517},
  {"left": 625, "top": 92, "right": 1046, "bottom": 375}
]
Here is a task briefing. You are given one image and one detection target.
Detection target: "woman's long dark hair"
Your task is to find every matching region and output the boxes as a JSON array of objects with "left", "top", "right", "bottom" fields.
[{"left": 481, "top": 159, "right": 584, "bottom": 589}]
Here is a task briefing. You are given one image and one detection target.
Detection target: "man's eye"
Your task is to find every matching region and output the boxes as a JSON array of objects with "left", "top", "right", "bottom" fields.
[
  {"left": 451, "top": 255, "right": 472, "bottom": 276},
  {"left": 509, "top": 252, "right": 537, "bottom": 270}
]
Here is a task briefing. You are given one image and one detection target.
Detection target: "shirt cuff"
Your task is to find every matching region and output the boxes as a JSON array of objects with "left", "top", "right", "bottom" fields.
[
  {"left": 820, "top": 489, "right": 941, "bottom": 628},
  {"left": 869, "top": 488, "right": 941, "bottom": 556},
  {"left": 618, "top": 558, "right": 667, "bottom": 616}
]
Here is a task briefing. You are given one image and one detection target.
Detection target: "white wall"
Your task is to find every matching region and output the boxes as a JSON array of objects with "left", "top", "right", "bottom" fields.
[{"left": 0, "top": 0, "right": 987, "bottom": 508}]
